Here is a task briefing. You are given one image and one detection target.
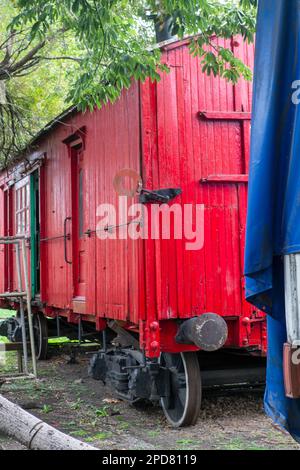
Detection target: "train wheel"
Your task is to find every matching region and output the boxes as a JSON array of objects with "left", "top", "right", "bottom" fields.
[
  {"left": 160, "top": 352, "right": 201, "bottom": 427},
  {"left": 33, "top": 312, "right": 48, "bottom": 360}
]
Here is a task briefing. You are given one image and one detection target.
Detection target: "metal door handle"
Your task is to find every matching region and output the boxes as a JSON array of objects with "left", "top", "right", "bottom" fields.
[{"left": 64, "top": 217, "right": 72, "bottom": 264}]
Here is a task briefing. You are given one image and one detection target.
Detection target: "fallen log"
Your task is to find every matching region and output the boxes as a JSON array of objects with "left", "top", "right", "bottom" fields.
[{"left": 0, "top": 394, "right": 97, "bottom": 450}]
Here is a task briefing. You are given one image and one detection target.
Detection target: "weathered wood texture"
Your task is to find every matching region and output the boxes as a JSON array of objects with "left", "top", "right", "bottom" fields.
[
  {"left": 0, "top": 394, "right": 97, "bottom": 450},
  {"left": 0, "top": 37, "right": 267, "bottom": 357}
]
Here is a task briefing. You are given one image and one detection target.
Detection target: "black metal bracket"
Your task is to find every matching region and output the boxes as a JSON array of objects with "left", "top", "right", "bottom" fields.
[
  {"left": 84, "top": 229, "right": 93, "bottom": 238},
  {"left": 139, "top": 188, "right": 182, "bottom": 204}
]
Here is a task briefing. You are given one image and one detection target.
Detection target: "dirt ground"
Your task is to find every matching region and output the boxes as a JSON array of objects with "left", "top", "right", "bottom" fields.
[{"left": 0, "top": 345, "right": 300, "bottom": 451}]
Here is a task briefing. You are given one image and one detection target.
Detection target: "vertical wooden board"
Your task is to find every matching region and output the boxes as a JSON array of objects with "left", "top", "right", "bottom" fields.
[
  {"left": 232, "top": 36, "right": 254, "bottom": 113},
  {"left": 96, "top": 99, "right": 120, "bottom": 318},
  {"left": 231, "top": 38, "right": 257, "bottom": 325},
  {"left": 201, "top": 61, "right": 221, "bottom": 314},
  {"left": 30, "top": 172, "right": 37, "bottom": 298},
  {"left": 29, "top": 94, "right": 139, "bottom": 319},
  {"left": 216, "top": 39, "right": 241, "bottom": 315},
  {"left": 238, "top": 183, "right": 251, "bottom": 309},
  {"left": 174, "top": 46, "right": 190, "bottom": 317},
  {"left": 43, "top": 131, "right": 72, "bottom": 308},
  {"left": 7, "top": 188, "right": 14, "bottom": 292},
  {"left": 187, "top": 45, "right": 206, "bottom": 316},
  {"left": 126, "top": 87, "right": 142, "bottom": 324},
  {"left": 161, "top": 49, "right": 181, "bottom": 319},
  {"left": 146, "top": 38, "right": 255, "bottom": 325},
  {"left": 155, "top": 64, "right": 172, "bottom": 318},
  {"left": 39, "top": 165, "right": 47, "bottom": 303},
  {"left": 140, "top": 79, "right": 159, "bottom": 324},
  {"left": 11, "top": 190, "right": 17, "bottom": 292},
  {"left": 95, "top": 106, "right": 107, "bottom": 319},
  {"left": 231, "top": 37, "right": 253, "bottom": 176},
  {"left": 193, "top": 46, "right": 210, "bottom": 315},
  {"left": 0, "top": 188, "right": 4, "bottom": 293},
  {"left": 62, "top": 115, "right": 90, "bottom": 309},
  {"left": 198, "top": 39, "right": 250, "bottom": 318},
  {"left": 95, "top": 83, "right": 140, "bottom": 323},
  {"left": 104, "top": 95, "right": 128, "bottom": 320}
]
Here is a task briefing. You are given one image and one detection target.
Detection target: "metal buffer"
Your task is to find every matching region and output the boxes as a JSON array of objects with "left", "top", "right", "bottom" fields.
[{"left": 0, "top": 236, "right": 37, "bottom": 379}]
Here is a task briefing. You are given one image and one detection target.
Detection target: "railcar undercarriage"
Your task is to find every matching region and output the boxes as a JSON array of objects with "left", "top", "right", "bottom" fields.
[
  {"left": 89, "top": 348, "right": 202, "bottom": 427},
  {"left": 0, "top": 310, "right": 265, "bottom": 427}
]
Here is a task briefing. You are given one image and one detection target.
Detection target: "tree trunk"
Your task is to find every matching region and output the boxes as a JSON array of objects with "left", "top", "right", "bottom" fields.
[
  {"left": 0, "top": 82, "right": 6, "bottom": 104},
  {"left": 0, "top": 394, "right": 97, "bottom": 450}
]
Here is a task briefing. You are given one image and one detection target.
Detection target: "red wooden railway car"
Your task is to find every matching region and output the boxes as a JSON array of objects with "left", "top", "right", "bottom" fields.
[{"left": 0, "top": 36, "right": 266, "bottom": 426}]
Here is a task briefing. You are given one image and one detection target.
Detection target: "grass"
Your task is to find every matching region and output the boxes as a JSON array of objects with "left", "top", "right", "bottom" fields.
[
  {"left": 48, "top": 337, "right": 71, "bottom": 344},
  {"left": 118, "top": 421, "right": 130, "bottom": 430},
  {"left": 42, "top": 404, "right": 53, "bottom": 414},
  {"left": 0, "top": 310, "right": 16, "bottom": 373},
  {"left": 70, "top": 429, "right": 88, "bottom": 437},
  {"left": 176, "top": 438, "right": 200, "bottom": 449},
  {"left": 95, "top": 406, "right": 109, "bottom": 417},
  {"left": 86, "top": 432, "right": 113, "bottom": 442},
  {"left": 0, "top": 308, "right": 15, "bottom": 344},
  {"left": 148, "top": 430, "right": 161, "bottom": 438},
  {"left": 0, "top": 308, "right": 14, "bottom": 319},
  {"left": 222, "top": 438, "right": 267, "bottom": 450},
  {"left": 70, "top": 398, "right": 84, "bottom": 410}
]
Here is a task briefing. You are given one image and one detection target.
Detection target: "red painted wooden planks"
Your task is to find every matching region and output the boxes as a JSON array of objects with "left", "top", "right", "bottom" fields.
[
  {"left": 199, "top": 111, "right": 251, "bottom": 120},
  {"left": 139, "top": 37, "right": 262, "bottom": 349},
  {"left": 0, "top": 36, "right": 265, "bottom": 353},
  {"left": 0, "top": 188, "right": 5, "bottom": 294},
  {"left": 94, "top": 84, "right": 140, "bottom": 323}
]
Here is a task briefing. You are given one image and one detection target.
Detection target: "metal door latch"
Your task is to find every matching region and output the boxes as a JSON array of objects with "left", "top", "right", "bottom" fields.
[{"left": 139, "top": 188, "right": 181, "bottom": 204}]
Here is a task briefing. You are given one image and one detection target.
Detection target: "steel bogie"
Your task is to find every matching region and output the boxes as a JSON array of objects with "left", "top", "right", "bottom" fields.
[{"left": 89, "top": 347, "right": 202, "bottom": 426}]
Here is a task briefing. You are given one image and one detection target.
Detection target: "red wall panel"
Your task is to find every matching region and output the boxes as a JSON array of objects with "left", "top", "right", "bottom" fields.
[
  {"left": 0, "top": 37, "right": 265, "bottom": 352},
  {"left": 140, "top": 37, "right": 263, "bottom": 349},
  {"left": 94, "top": 83, "right": 141, "bottom": 324},
  {"left": 0, "top": 188, "right": 4, "bottom": 294}
]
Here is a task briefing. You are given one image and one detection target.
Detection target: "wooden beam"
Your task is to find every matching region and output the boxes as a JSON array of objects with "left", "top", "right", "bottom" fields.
[
  {"left": 201, "top": 174, "right": 248, "bottom": 183},
  {"left": 0, "top": 342, "right": 24, "bottom": 352},
  {"left": 199, "top": 111, "right": 251, "bottom": 121}
]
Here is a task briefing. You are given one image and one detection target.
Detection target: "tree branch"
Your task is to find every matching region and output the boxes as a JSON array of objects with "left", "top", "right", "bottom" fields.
[
  {"left": 0, "top": 27, "right": 68, "bottom": 81},
  {"left": 0, "top": 30, "right": 16, "bottom": 69},
  {"left": 36, "top": 55, "right": 83, "bottom": 63},
  {"left": 7, "top": 40, "right": 46, "bottom": 74}
]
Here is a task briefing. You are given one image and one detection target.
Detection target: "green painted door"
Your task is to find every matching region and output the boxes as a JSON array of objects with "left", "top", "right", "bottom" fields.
[{"left": 30, "top": 170, "right": 40, "bottom": 298}]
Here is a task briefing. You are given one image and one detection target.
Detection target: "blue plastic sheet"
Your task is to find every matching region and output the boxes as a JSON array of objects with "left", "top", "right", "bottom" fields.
[{"left": 244, "top": 0, "right": 300, "bottom": 442}]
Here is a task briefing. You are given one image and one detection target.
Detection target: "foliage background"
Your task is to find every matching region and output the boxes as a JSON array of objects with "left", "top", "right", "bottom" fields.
[{"left": 0, "top": 0, "right": 257, "bottom": 166}]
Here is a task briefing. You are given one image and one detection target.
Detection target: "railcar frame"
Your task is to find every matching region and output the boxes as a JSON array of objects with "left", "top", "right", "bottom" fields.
[{"left": 0, "top": 36, "right": 266, "bottom": 426}]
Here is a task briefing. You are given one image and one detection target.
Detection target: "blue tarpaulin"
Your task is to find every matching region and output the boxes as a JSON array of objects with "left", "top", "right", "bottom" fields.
[{"left": 245, "top": 0, "right": 300, "bottom": 442}]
